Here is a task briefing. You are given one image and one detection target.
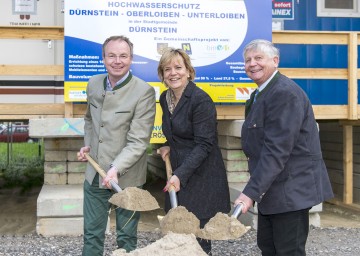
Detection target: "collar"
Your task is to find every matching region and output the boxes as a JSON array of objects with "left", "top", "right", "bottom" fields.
[{"left": 258, "top": 70, "right": 278, "bottom": 92}]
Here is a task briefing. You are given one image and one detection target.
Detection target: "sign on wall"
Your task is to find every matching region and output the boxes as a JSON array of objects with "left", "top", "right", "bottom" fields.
[
  {"left": 272, "top": 0, "right": 294, "bottom": 20},
  {"left": 64, "top": 0, "right": 272, "bottom": 103}
]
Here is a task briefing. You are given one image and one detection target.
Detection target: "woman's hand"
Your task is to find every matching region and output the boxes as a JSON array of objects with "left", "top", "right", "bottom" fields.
[
  {"left": 157, "top": 146, "right": 170, "bottom": 161},
  {"left": 163, "top": 175, "right": 180, "bottom": 192}
]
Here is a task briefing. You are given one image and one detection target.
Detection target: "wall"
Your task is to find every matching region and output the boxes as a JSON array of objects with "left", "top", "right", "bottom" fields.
[
  {"left": 319, "top": 121, "right": 360, "bottom": 204},
  {"left": 0, "top": 0, "right": 64, "bottom": 103}
]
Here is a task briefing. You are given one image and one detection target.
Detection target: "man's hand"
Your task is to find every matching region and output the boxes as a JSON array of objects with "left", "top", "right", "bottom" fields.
[
  {"left": 234, "top": 193, "right": 254, "bottom": 214},
  {"left": 77, "top": 146, "right": 90, "bottom": 161},
  {"left": 102, "top": 166, "right": 119, "bottom": 189}
]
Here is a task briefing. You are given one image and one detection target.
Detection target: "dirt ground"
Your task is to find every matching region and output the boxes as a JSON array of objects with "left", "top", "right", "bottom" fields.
[{"left": 0, "top": 179, "right": 359, "bottom": 235}]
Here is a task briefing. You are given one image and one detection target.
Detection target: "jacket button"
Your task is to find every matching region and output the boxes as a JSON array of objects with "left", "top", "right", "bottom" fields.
[{"left": 99, "top": 140, "right": 102, "bottom": 143}]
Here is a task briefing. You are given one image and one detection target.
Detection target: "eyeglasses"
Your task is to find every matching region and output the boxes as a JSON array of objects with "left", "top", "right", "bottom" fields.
[{"left": 105, "top": 54, "right": 130, "bottom": 61}]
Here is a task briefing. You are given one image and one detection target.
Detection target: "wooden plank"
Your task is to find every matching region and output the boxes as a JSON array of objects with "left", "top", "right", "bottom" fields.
[
  {"left": 0, "top": 103, "right": 64, "bottom": 115},
  {"left": 64, "top": 102, "right": 74, "bottom": 118},
  {"left": 348, "top": 33, "right": 358, "bottom": 120},
  {"left": 216, "top": 105, "right": 244, "bottom": 120},
  {"left": 313, "top": 105, "right": 348, "bottom": 119},
  {"left": 273, "top": 31, "right": 349, "bottom": 45},
  {"left": 278, "top": 68, "right": 347, "bottom": 79},
  {"left": 343, "top": 125, "right": 353, "bottom": 204},
  {"left": 0, "top": 65, "right": 64, "bottom": 76},
  {"left": 0, "top": 26, "right": 64, "bottom": 40},
  {"left": 327, "top": 198, "right": 360, "bottom": 211}
]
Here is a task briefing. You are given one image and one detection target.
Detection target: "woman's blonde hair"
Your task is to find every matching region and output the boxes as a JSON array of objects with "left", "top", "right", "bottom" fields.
[{"left": 157, "top": 48, "right": 196, "bottom": 84}]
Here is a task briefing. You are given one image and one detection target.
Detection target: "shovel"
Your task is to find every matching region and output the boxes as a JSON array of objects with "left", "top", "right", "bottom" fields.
[
  {"left": 197, "top": 202, "right": 249, "bottom": 240},
  {"left": 83, "top": 153, "right": 160, "bottom": 211},
  {"left": 156, "top": 151, "right": 201, "bottom": 236},
  {"left": 163, "top": 154, "right": 178, "bottom": 208}
]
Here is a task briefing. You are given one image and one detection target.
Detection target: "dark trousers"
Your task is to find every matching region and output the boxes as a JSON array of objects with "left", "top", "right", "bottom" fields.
[
  {"left": 82, "top": 174, "right": 140, "bottom": 256},
  {"left": 257, "top": 208, "right": 310, "bottom": 256},
  {"left": 197, "top": 218, "right": 212, "bottom": 255}
]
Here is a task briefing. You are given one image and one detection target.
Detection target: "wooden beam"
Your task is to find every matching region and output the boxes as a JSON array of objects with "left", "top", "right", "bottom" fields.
[
  {"left": 348, "top": 33, "right": 358, "bottom": 120},
  {"left": 343, "top": 125, "right": 353, "bottom": 204},
  {"left": 313, "top": 105, "right": 348, "bottom": 120},
  {"left": 0, "top": 26, "right": 64, "bottom": 40},
  {"left": 0, "top": 65, "right": 64, "bottom": 76},
  {"left": 0, "top": 103, "right": 64, "bottom": 115},
  {"left": 273, "top": 31, "right": 349, "bottom": 45},
  {"left": 279, "top": 68, "right": 347, "bottom": 79}
]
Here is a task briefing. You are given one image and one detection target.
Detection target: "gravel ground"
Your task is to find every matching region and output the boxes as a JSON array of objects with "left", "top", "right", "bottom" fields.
[{"left": 1, "top": 226, "right": 360, "bottom": 256}]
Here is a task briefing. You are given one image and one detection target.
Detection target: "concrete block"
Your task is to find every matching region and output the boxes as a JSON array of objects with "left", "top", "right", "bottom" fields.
[
  {"left": 36, "top": 217, "right": 84, "bottom": 236},
  {"left": 68, "top": 162, "right": 86, "bottom": 173},
  {"left": 67, "top": 150, "right": 81, "bottom": 161},
  {"left": 227, "top": 171, "right": 250, "bottom": 183},
  {"left": 148, "top": 163, "right": 166, "bottom": 180},
  {"left": 44, "top": 173, "right": 67, "bottom": 185},
  {"left": 221, "top": 148, "right": 247, "bottom": 161},
  {"left": 37, "top": 185, "right": 83, "bottom": 217},
  {"left": 44, "top": 138, "right": 84, "bottom": 151},
  {"left": 310, "top": 213, "right": 321, "bottom": 227},
  {"left": 224, "top": 159, "right": 248, "bottom": 172},
  {"left": 36, "top": 217, "right": 110, "bottom": 236},
  {"left": 217, "top": 120, "right": 244, "bottom": 137},
  {"left": 45, "top": 150, "right": 67, "bottom": 162},
  {"left": 218, "top": 135, "right": 242, "bottom": 149},
  {"left": 29, "top": 118, "right": 84, "bottom": 138},
  {"left": 44, "top": 162, "right": 67, "bottom": 173},
  {"left": 68, "top": 173, "right": 85, "bottom": 184},
  {"left": 147, "top": 155, "right": 166, "bottom": 169}
]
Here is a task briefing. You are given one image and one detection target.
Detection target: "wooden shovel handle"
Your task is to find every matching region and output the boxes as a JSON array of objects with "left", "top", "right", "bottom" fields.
[
  {"left": 84, "top": 153, "right": 107, "bottom": 178},
  {"left": 164, "top": 154, "right": 177, "bottom": 193},
  {"left": 164, "top": 154, "right": 173, "bottom": 180},
  {"left": 84, "top": 153, "right": 122, "bottom": 193}
]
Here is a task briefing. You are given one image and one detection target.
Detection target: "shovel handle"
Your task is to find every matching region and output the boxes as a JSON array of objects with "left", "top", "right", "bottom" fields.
[
  {"left": 231, "top": 203, "right": 244, "bottom": 218},
  {"left": 84, "top": 153, "right": 122, "bottom": 193},
  {"left": 164, "top": 154, "right": 177, "bottom": 193},
  {"left": 164, "top": 154, "right": 173, "bottom": 180}
]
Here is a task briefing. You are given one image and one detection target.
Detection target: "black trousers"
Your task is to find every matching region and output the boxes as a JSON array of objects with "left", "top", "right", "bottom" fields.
[
  {"left": 197, "top": 218, "right": 212, "bottom": 255},
  {"left": 257, "top": 208, "right": 310, "bottom": 256}
]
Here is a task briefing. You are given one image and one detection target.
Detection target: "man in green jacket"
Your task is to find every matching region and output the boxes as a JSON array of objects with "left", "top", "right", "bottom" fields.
[{"left": 77, "top": 35, "right": 156, "bottom": 255}]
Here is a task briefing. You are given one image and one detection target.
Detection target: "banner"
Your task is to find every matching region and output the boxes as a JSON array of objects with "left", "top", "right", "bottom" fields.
[{"left": 64, "top": 0, "right": 271, "bottom": 103}]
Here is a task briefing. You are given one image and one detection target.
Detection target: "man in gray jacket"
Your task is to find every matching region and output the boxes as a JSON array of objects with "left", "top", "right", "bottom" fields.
[
  {"left": 77, "top": 35, "right": 156, "bottom": 255},
  {"left": 234, "top": 39, "right": 333, "bottom": 256}
]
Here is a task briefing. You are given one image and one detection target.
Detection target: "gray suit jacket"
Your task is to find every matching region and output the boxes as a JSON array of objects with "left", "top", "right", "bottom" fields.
[
  {"left": 242, "top": 72, "right": 333, "bottom": 214},
  {"left": 84, "top": 73, "right": 156, "bottom": 188}
]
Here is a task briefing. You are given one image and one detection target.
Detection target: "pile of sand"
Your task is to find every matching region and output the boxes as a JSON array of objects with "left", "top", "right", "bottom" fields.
[
  {"left": 112, "top": 232, "right": 207, "bottom": 256},
  {"left": 159, "top": 206, "right": 200, "bottom": 235},
  {"left": 197, "top": 212, "right": 250, "bottom": 240},
  {"left": 109, "top": 187, "right": 160, "bottom": 211}
]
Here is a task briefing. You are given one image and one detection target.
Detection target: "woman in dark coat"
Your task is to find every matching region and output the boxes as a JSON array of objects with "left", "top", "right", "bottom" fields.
[{"left": 157, "top": 48, "right": 231, "bottom": 255}]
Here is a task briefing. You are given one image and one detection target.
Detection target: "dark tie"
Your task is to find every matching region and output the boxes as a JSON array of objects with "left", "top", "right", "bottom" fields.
[{"left": 253, "top": 89, "right": 259, "bottom": 103}]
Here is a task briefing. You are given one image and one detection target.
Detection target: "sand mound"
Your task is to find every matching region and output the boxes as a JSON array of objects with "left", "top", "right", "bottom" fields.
[
  {"left": 160, "top": 206, "right": 200, "bottom": 235},
  {"left": 108, "top": 187, "right": 160, "bottom": 211},
  {"left": 112, "top": 232, "right": 207, "bottom": 256},
  {"left": 197, "top": 212, "right": 250, "bottom": 240}
]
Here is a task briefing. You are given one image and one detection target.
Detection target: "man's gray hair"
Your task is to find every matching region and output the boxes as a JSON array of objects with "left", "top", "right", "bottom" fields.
[{"left": 243, "top": 39, "right": 280, "bottom": 60}]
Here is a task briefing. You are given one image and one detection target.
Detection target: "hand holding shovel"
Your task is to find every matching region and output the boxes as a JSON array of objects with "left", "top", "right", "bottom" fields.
[
  {"left": 78, "top": 152, "right": 159, "bottom": 211},
  {"left": 163, "top": 154, "right": 178, "bottom": 208}
]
